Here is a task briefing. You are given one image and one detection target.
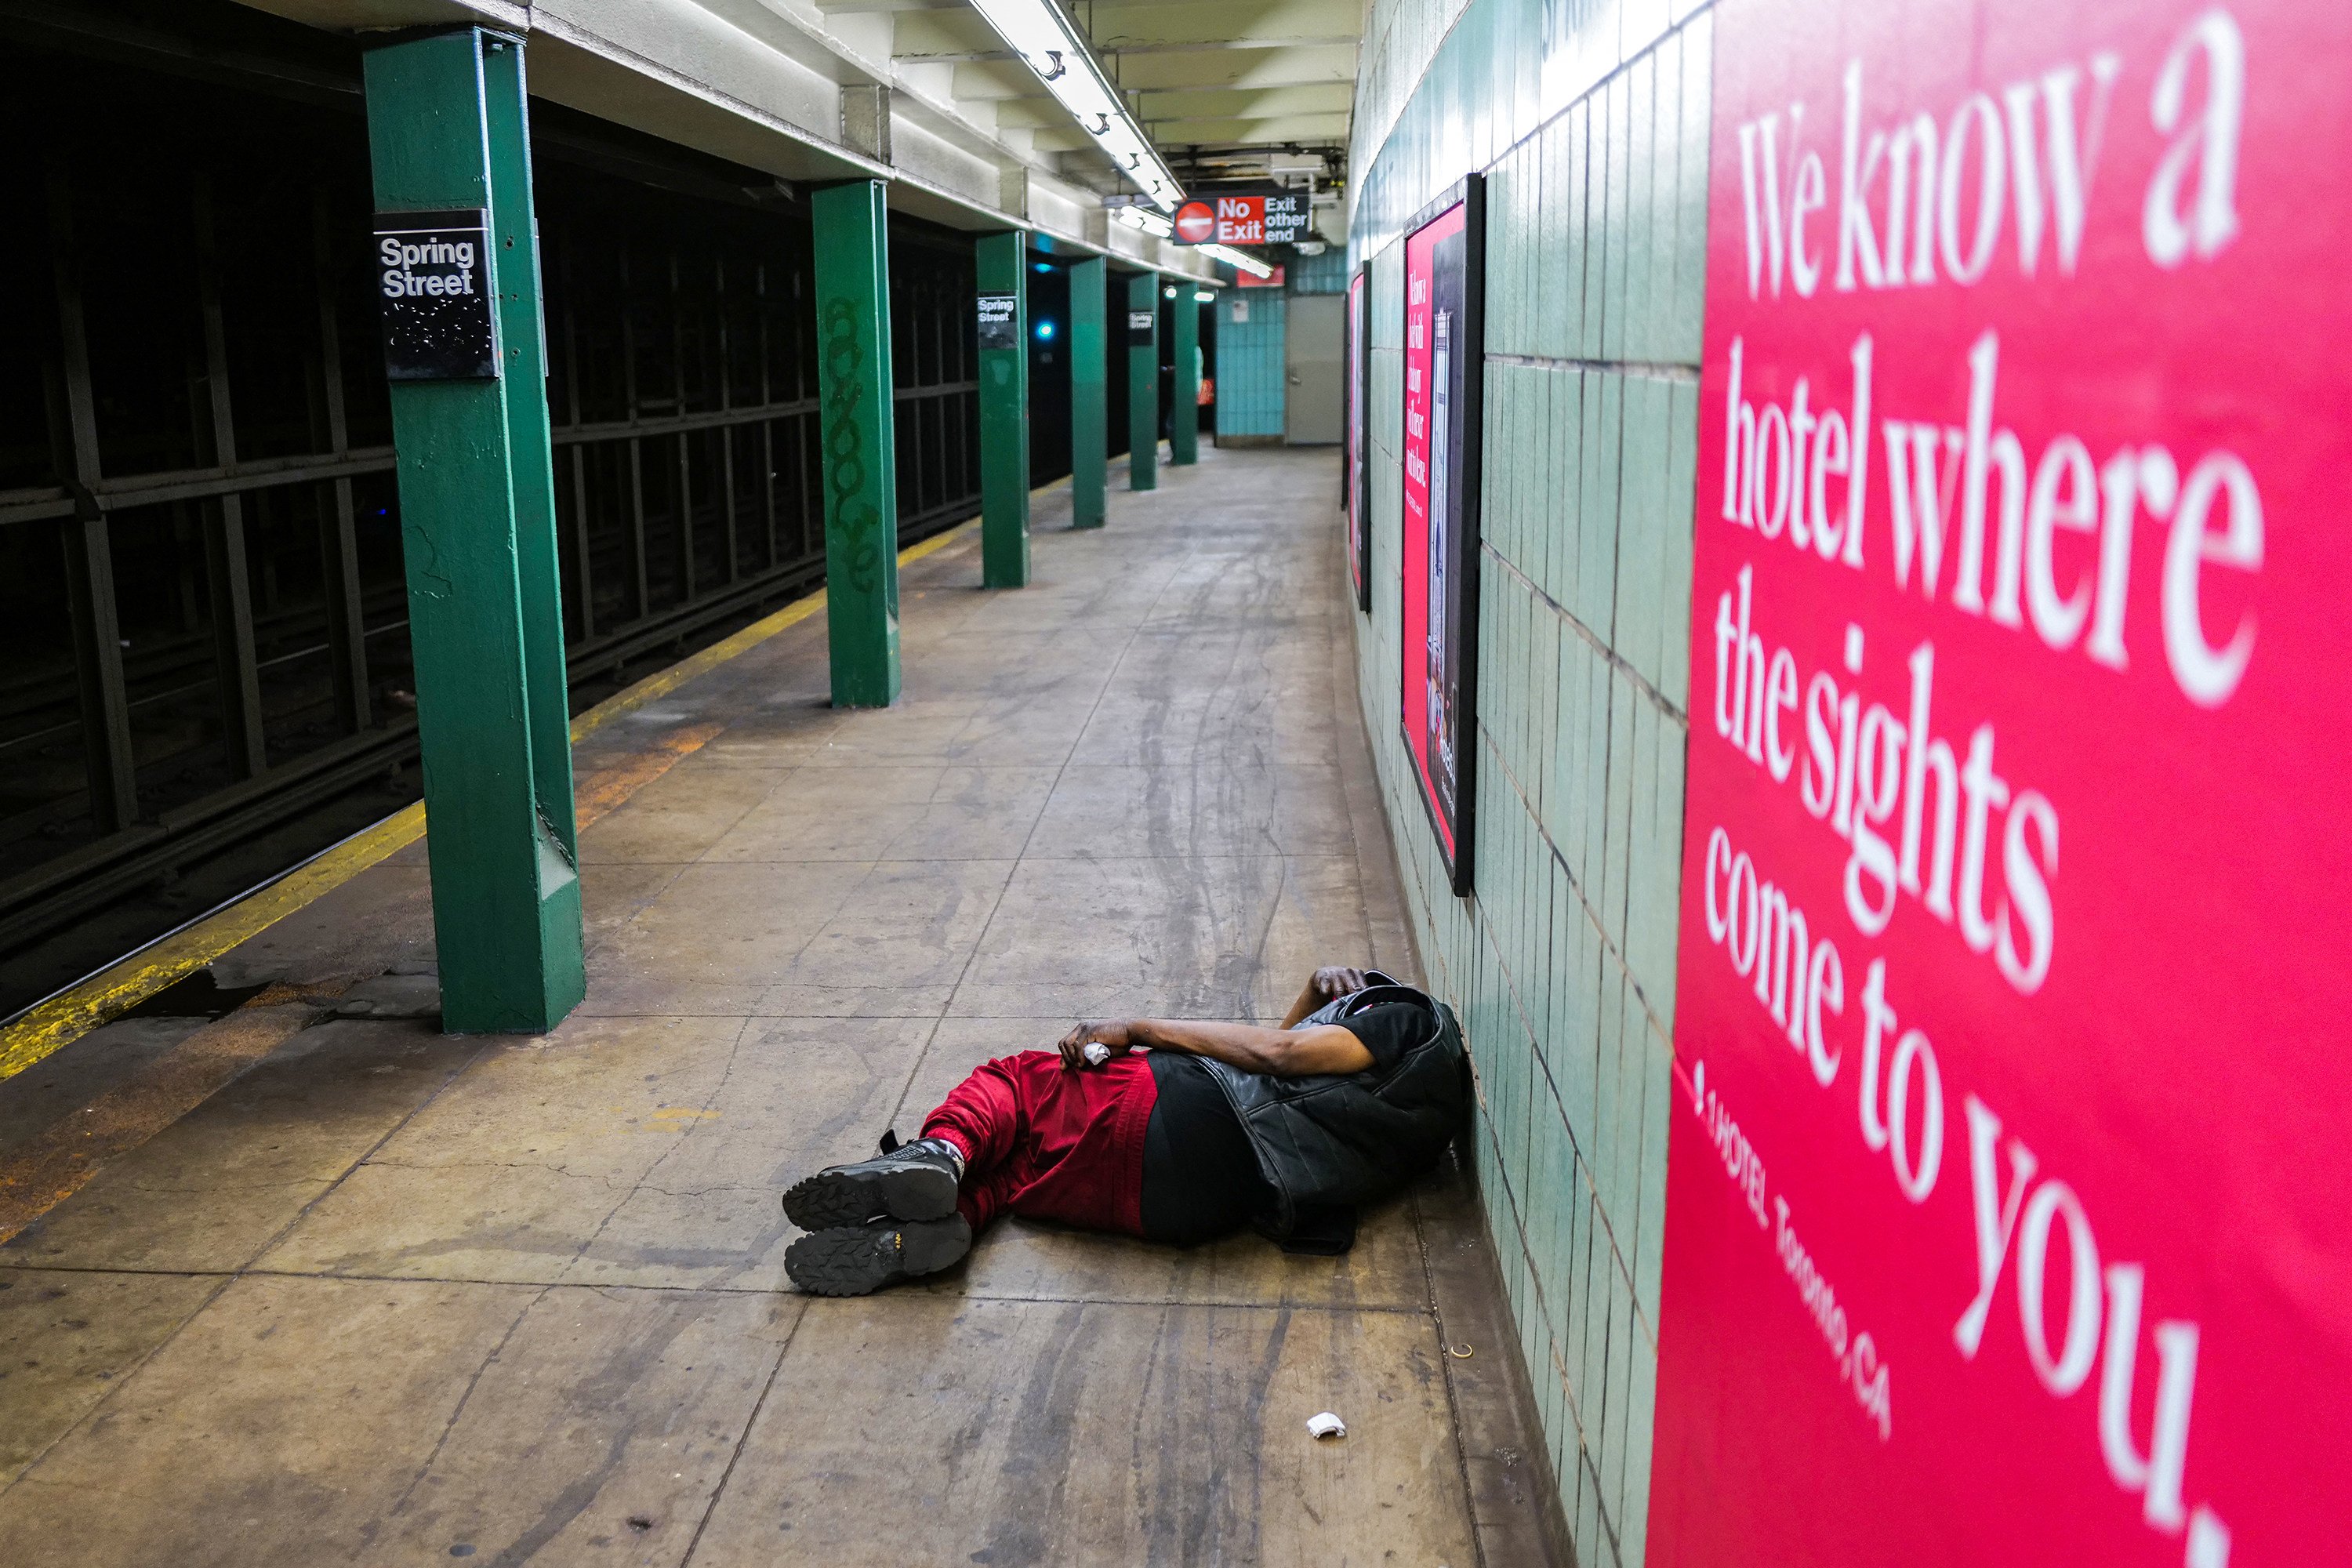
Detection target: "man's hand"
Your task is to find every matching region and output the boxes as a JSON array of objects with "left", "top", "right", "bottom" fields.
[
  {"left": 1056, "top": 1019, "right": 1133, "bottom": 1071},
  {"left": 1310, "top": 966, "right": 1370, "bottom": 1003},
  {"left": 1281, "top": 964, "right": 1374, "bottom": 1029}
]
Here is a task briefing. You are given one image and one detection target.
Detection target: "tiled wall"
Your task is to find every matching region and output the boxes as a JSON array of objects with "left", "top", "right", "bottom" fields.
[
  {"left": 1351, "top": 2, "right": 1712, "bottom": 1563},
  {"left": 1288, "top": 246, "right": 1351, "bottom": 295},
  {"left": 1214, "top": 290, "right": 1287, "bottom": 437}
]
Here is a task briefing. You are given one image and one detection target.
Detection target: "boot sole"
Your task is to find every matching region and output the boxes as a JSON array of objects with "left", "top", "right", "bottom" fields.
[
  {"left": 786, "top": 1217, "right": 971, "bottom": 1297},
  {"left": 782, "top": 1160, "right": 960, "bottom": 1229}
]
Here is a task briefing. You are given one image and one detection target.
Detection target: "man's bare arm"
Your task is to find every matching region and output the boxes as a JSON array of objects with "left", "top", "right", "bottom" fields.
[{"left": 1056, "top": 1017, "right": 1374, "bottom": 1077}]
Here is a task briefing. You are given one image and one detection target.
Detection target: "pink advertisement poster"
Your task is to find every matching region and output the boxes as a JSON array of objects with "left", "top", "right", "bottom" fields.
[
  {"left": 1399, "top": 194, "right": 1479, "bottom": 889},
  {"left": 1650, "top": 3, "right": 2352, "bottom": 1566}
]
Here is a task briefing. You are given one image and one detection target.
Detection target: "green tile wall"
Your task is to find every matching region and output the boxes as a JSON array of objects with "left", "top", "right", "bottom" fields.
[
  {"left": 1352, "top": 3, "right": 1712, "bottom": 1563},
  {"left": 1215, "top": 291, "right": 1287, "bottom": 437}
]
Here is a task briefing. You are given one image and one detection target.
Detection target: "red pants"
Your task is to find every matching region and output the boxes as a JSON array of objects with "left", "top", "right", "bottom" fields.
[{"left": 921, "top": 1051, "right": 1159, "bottom": 1236}]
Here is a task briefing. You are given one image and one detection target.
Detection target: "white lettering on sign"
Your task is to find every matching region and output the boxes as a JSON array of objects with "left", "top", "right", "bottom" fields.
[
  {"left": 1709, "top": 569, "right": 2060, "bottom": 993},
  {"left": 1744, "top": 17, "right": 2250, "bottom": 294},
  {"left": 1719, "top": 319, "right": 2262, "bottom": 707},
  {"left": 377, "top": 234, "right": 479, "bottom": 299},
  {"left": 1686, "top": 1058, "right": 1896, "bottom": 1442},
  {"left": 1214, "top": 194, "right": 1273, "bottom": 245}
]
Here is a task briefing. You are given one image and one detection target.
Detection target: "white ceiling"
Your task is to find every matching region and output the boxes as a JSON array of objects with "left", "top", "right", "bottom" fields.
[{"left": 817, "top": 0, "right": 1362, "bottom": 192}]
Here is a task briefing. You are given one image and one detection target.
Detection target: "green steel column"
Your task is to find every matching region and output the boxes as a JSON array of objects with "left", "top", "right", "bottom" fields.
[
  {"left": 1170, "top": 278, "right": 1199, "bottom": 466},
  {"left": 480, "top": 37, "right": 576, "bottom": 862},
  {"left": 975, "top": 230, "right": 1029, "bottom": 588},
  {"left": 811, "top": 180, "right": 901, "bottom": 706},
  {"left": 1069, "top": 255, "right": 1106, "bottom": 529},
  {"left": 1126, "top": 271, "right": 1159, "bottom": 492},
  {"left": 363, "top": 29, "right": 583, "bottom": 1033}
]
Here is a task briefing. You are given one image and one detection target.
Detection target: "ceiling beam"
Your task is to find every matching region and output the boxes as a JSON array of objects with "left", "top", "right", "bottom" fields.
[
  {"left": 1130, "top": 83, "right": 1353, "bottom": 118},
  {"left": 1142, "top": 113, "right": 1353, "bottom": 143}
]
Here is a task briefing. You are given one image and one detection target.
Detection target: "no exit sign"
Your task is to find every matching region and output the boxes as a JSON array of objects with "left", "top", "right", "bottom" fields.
[{"left": 1171, "top": 190, "right": 1311, "bottom": 247}]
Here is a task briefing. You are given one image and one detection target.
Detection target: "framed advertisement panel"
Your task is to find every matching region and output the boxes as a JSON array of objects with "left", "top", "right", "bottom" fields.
[
  {"left": 1399, "top": 176, "right": 1483, "bottom": 897},
  {"left": 1345, "top": 265, "right": 1370, "bottom": 611},
  {"left": 1650, "top": 3, "right": 2352, "bottom": 1566}
]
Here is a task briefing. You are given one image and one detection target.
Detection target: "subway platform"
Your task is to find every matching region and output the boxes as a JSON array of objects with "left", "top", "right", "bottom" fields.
[{"left": 0, "top": 448, "right": 1557, "bottom": 1566}]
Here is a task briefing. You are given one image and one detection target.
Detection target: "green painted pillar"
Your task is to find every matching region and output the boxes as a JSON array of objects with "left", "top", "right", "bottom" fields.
[
  {"left": 976, "top": 230, "right": 1029, "bottom": 588},
  {"left": 811, "top": 180, "right": 901, "bottom": 706},
  {"left": 1171, "top": 278, "right": 1200, "bottom": 466},
  {"left": 1069, "top": 255, "right": 1106, "bottom": 529},
  {"left": 363, "top": 28, "right": 583, "bottom": 1033},
  {"left": 480, "top": 38, "right": 576, "bottom": 862},
  {"left": 1126, "top": 271, "right": 1160, "bottom": 492}
]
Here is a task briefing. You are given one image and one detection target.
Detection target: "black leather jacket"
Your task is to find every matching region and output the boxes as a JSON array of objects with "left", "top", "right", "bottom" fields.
[{"left": 1198, "top": 973, "right": 1469, "bottom": 1240}]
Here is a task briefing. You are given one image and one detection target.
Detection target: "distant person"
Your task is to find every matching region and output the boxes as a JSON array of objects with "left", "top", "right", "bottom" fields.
[{"left": 780, "top": 966, "right": 1467, "bottom": 1296}]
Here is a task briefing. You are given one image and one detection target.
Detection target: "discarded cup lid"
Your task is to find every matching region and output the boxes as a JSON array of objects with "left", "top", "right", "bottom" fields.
[{"left": 1306, "top": 1411, "right": 1347, "bottom": 1439}]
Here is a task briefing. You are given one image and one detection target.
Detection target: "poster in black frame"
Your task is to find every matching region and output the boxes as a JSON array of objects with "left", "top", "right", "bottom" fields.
[
  {"left": 1345, "top": 263, "right": 1371, "bottom": 612},
  {"left": 1398, "top": 175, "right": 1484, "bottom": 898}
]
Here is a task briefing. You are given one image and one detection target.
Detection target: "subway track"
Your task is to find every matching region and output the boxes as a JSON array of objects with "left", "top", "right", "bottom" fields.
[{"left": 0, "top": 510, "right": 976, "bottom": 1023}]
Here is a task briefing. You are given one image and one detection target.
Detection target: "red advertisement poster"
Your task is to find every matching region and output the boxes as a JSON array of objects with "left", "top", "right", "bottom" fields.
[
  {"left": 1650, "top": 4, "right": 2352, "bottom": 1567},
  {"left": 1399, "top": 185, "right": 1483, "bottom": 891}
]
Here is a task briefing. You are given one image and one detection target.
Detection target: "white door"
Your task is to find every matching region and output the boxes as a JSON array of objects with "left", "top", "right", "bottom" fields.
[{"left": 1284, "top": 293, "right": 1344, "bottom": 445}]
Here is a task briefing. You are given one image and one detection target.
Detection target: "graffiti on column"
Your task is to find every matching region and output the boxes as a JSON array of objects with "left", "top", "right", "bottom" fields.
[
  {"left": 1650, "top": 4, "right": 2349, "bottom": 1566},
  {"left": 822, "top": 295, "right": 884, "bottom": 595}
]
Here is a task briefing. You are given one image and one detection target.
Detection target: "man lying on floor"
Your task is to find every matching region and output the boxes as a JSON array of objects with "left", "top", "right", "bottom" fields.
[{"left": 780, "top": 965, "right": 1468, "bottom": 1296}]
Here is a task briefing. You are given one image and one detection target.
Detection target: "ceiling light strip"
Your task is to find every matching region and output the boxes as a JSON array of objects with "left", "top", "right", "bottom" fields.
[
  {"left": 1113, "top": 206, "right": 1174, "bottom": 238},
  {"left": 967, "top": 0, "right": 1185, "bottom": 212},
  {"left": 1197, "top": 242, "right": 1275, "bottom": 280}
]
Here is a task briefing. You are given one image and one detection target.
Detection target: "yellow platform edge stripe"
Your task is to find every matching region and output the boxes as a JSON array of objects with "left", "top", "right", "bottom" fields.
[{"left": 0, "top": 518, "right": 982, "bottom": 1081}]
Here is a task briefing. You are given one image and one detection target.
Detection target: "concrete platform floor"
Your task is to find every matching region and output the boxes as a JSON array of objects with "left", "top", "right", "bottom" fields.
[{"left": 0, "top": 448, "right": 1561, "bottom": 1566}]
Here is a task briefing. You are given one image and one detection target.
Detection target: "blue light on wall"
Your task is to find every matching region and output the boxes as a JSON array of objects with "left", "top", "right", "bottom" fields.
[
  {"left": 1035, "top": 319, "right": 1056, "bottom": 340},
  {"left": 1033, "top": 262, "right": 1053, "bottom": 273}
]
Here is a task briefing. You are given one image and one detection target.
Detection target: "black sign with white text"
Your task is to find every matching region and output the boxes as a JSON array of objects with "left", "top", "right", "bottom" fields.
[
  {"left": 1127, "top": 309, "right": 1156, "bottom": 347},
  {"left": 374, "top": 209, "right": 497, "bottom": 381},
  {"left": 1260, "top": 190, "right": 1311, "bottom": 244},
  {"left": 976, "top": 292, "right": 1018, "bottom": 351}
]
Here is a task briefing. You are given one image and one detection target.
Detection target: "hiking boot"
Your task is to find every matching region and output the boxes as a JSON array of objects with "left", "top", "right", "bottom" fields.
[
  {"left": 786, "top": 1215, "right": 972, "bottom": 1297},
  {"left": 781, "top": 1137, "right": 963, "bottom": 1230}
]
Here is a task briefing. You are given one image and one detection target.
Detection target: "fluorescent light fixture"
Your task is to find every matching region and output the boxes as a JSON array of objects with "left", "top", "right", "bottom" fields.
[
  {"left": 1198, "top": 243, "right": 1274, "bottom": 280},
  {"left": 1113, "top": 205, "right": 1173, "bottom": 239},
  {"left": 1193, "top": 290, "right": 1215, "bottom": 302},
  {"left": 969, "top": 0, "right": 1184, "bottom": 211}
]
